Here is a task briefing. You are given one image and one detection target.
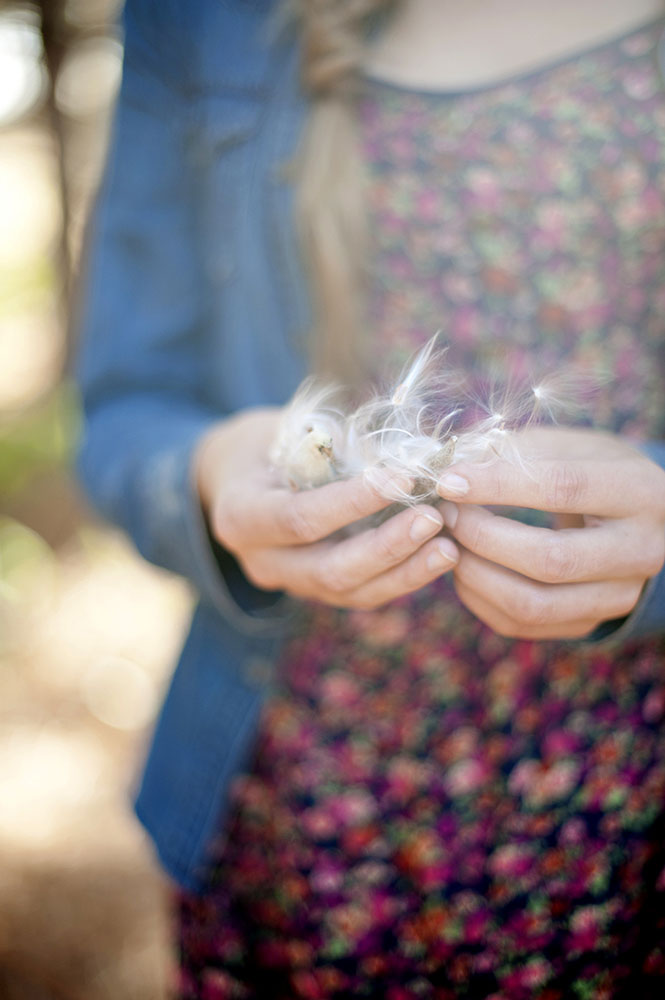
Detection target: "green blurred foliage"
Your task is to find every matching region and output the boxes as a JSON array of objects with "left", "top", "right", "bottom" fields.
[
  {"left": 0, "top": 380, "right": 80, "bottom": 497},
  {"left": 0, "top": 235, "right": 80, "bottom": 501},
  {"left": 0, "top": 255, "right": 54, "bottom": 318}
]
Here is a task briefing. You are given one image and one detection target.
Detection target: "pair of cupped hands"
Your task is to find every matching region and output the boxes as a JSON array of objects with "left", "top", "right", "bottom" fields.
[{"left": 195, "top": 408, "right": 665, "bottom": 640}]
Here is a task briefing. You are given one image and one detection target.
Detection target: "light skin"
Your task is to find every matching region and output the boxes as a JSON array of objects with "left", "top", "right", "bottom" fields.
[
  {"left": 365, "top": 0, "right": 664, "bottom": 91},
  {"left": 436, "top": 427, "right": 665, "bottom": 640},
  {"left": 194, "top": 0, "right": 665, "bottom": 636},
  {"left": 195, "top": 416, "right": 665, "bottom": 636},
  {"left": 195, "top": 408, "right": 458, "bottom": 611}
]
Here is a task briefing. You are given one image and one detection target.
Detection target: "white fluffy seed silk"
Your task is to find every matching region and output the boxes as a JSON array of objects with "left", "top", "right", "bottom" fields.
[{"left": 269, "top": 333, "right": 603, "bottom": 503}]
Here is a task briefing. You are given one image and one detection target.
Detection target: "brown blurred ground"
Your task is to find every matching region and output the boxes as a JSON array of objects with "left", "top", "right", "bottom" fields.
[{"left": 0, "top": 2, "right": 190, "bottom": 996}]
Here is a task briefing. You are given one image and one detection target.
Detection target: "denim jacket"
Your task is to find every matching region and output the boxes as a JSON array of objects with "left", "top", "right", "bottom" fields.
[{"left": 76, "top": 0, "right": 665, "bottom": 892}]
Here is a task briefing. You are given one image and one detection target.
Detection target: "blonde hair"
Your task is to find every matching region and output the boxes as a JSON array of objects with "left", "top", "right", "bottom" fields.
[{"left": 292, "top": 0, "right": 396, "bottom": 384}]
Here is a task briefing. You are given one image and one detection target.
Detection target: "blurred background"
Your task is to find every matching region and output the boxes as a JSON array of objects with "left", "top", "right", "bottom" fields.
[{"left": 0, "top": 1, "right": 192, "bottom": 996}]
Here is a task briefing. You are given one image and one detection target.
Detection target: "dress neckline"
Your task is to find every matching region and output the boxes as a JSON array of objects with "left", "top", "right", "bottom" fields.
[{"left": 362, "top": 15, "right": 665, "bottom": 99}]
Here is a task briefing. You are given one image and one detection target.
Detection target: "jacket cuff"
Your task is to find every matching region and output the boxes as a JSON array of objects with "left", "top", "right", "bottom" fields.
[
  {"left": 183, "top": 449, "right": 293, "bottom": 635},
  {"left": 77, "top": 403, "right": 291, "bottom": 635}
]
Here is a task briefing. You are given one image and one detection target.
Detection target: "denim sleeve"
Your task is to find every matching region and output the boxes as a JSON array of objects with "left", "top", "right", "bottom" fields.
[
  {"left": 75, "top": 1, "right": 286, "bottom": 633},
  {"left": 589, "top": 440, "right": 665, "bottom": 643}
]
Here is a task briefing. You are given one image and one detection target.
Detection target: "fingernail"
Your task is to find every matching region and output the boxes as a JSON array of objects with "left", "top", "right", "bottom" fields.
[
  {"left": 441, "top": 501, "right": 458, "bottom": 530},
  {"left": 410, "top": 511, "right": 442, "bottom": 542},
  {"left": 427, "top": 540, "right": 458, "bottom": 571},
  {"left": 437, "top": 472, "right": 469, "bottom": 497}
]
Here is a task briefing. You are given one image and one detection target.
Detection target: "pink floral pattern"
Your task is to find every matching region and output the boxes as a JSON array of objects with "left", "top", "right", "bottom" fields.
[{"left": 177, "top": 21, "right": 665, "bottom": 999}]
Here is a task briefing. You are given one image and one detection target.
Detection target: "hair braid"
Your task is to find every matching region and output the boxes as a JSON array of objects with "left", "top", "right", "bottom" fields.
[{"left": 291, "top": 0, "right": 396, "bottom": 384}]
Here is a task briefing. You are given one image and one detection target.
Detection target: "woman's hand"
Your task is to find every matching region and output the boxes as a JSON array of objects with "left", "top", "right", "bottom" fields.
[
  {"left": 436, "top": 427, "right": 665, "bottom": 640},
  {"left": 194, "top": 408, "right": 458, "bottom": 609}
]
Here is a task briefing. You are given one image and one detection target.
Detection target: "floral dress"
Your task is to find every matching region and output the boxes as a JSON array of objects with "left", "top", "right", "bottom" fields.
[{"left": 177, "top": 20, "right": 665, "bottom": 1000}]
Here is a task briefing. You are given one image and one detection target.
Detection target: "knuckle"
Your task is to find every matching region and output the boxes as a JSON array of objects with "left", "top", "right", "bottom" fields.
[
  {"left": 376, "top": 529, "right": 407, "bottom": 566},
  {"left": 281, "top": 496, "right": 319, "bottom": 544},
  {"left": 544, "top": 463, "right": 587, "bottom": 511},
  {"left": 494, "top": 465, "right": 516, "bottom": 500},
  {"left": 540, "top": 537, "right": 579, "bottom": 583},
  {"left": 317, "top": 560, "right": 349, "bottom": 596},
  {"left": 463, "top": 513, "right": 492, "bottom": 555},
  {"left": 510, "top": 586, "right": 550, "bottom": 627},
  {"left": 346, "top": 486, "right": 380, "bottom": 524},
  {"left": 393, "top": 564, "right": 424, "bottom": 599}
]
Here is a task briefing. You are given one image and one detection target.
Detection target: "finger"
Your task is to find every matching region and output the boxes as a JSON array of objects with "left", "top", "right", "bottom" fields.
[
  {"left": 341, "top": 536, "right": 458, "bottom": 609},
  {"left": 453, "top": 577, "right": 600, "bottom": 640},
  {"left": 453, "top": 549, "right": 644, "bottom": 629},
  {"left": 436, "top": 454, "right": 651, "bottom": 517},
  {"left": 217, "top": 470, "right": 409, "bottom": 550},
  {"left": 246, "top": 504, "right": 449, "bottom": 597},
  {"left": 316, "top": 504, "right": 445, "bottom": 593},
  {"left": 440, "top": 502, "right": 660, "bottom": 585}
]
